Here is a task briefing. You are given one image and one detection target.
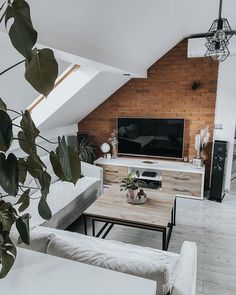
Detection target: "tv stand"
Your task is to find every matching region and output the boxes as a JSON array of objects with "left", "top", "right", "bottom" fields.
[{"left": 95, "top": 157, "right": 205, "bottom": 200}]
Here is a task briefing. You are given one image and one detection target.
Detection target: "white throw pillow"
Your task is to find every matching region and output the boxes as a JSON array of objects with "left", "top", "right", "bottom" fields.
[{"left": 47, "top": 234, "right": 179, "bottom": 295}]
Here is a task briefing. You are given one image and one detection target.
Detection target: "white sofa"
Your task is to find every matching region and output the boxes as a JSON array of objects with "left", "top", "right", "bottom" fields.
[
  {"left": 13, "top": 158, "right": 197, "bottom": 295},
  {"left": 11, "top": 160, "right": 102, "bottom": 242},
  {"left": 20, "top": 226, "right": 197, "bottom": 295}
]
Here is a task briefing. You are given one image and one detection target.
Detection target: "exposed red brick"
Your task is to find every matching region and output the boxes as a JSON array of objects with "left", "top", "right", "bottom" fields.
[{"left": 79, "top": 39, "right": 219, "bottom": 188}]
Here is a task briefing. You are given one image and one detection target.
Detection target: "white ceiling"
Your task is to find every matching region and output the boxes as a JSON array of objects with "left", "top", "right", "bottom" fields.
[
  {"left": 26, "top": 0, "right": 236, "bottom": 73},
  {"left": 1, "top": 0, "right": 236, "bottom": 128}
]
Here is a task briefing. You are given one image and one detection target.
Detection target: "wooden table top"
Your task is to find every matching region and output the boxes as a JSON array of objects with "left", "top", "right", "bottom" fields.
[{"left": 84, "top": 185, "right": 176, "bottom": 228}]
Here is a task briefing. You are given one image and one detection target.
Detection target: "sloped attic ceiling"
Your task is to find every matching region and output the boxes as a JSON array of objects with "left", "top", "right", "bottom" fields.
[{"left": 0, "top": 33, "right": 69, "bottom": 111}]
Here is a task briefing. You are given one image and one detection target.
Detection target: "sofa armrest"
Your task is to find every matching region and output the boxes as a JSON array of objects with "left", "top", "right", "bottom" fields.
[
  {"left": 81, "top": 162, "right": 103, "bottom": 181},
  {"left": 171, "top": 241, "right": 197, "bottom": 295}
]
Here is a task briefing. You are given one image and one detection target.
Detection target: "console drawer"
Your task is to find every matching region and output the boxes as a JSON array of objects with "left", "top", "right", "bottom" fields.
[
  {"left": 162, "top": 171, "right": 202, "bottom": 198},
  {"left": 97, "top": 164, "right": 128, "bottom": 183}
]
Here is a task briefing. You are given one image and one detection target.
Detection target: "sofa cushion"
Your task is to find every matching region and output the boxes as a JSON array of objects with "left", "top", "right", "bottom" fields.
[
  {"left": 18, "top": 229, "right": 55, "bottom": 253},
  {"left": 27, "top": 176, "right": 101, "bottom": 229},
  {"left": 46, "top": 231, "right": 179, "bottom": 295}
]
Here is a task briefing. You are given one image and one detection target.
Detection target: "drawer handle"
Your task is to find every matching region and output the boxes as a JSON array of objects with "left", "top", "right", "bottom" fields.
[
  {"left": 105, "top": 170, "right": 118, "bottom": 173},
  {"left": 174, "top": 188, "right": 190, "bottom": 193},
  {"left": 174, "top": 177, "right": 190, "bottom": 181}
]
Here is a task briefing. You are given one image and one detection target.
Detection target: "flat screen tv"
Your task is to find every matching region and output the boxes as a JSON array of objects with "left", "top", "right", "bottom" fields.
[{"left": 117, "top": 117, "right": 185, "bottom": 159}]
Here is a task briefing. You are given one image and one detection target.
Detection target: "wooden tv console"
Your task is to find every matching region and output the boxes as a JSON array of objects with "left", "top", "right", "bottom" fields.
[{"left": 95, "top": 157, "right": 205, "bottom": 200}]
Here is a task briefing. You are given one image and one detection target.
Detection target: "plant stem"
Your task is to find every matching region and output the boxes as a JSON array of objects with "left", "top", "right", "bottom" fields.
[
  {"left": 13, "top": 137, "right": 50, "bottom": 154},
  {"left": 19, "top": 185, "right": 38, "bottom": 190},
  {"left": 7, "top": 109, "right": 22, "bottom": 116},
  {"left": 12, "top": 123, "right": 58, "bottom": 144},
  {"left": 0, "top": 59, "right": 26, "bottom": 76}
]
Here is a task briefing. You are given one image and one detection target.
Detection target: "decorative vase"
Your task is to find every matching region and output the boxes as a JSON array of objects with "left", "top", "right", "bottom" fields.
[{"left": 112, "top": 145, "right": 118, "bottom": 159}]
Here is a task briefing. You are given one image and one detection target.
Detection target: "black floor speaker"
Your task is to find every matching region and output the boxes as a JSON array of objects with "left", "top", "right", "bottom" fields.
[{"left": 209, "top": 140, "right": 228, "bottom": 202}]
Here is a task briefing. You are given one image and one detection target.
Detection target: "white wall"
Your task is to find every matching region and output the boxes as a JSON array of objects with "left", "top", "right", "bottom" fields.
[{"left": 214, "top": 57, "right": 236, "bottom": 191}]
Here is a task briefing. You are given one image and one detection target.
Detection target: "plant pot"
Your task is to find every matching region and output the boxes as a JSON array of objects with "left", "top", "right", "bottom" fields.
[
  {"left": 126, "top": 190, "right": 147, "bottom": 205},
  {"left": 193, "top": 158, "right": 204, "bottom": 168}
]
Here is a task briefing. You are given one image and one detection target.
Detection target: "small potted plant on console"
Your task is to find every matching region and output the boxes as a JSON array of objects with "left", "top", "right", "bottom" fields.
[{"left": 120, "top": 173, "right": 147, "bottom": 205}]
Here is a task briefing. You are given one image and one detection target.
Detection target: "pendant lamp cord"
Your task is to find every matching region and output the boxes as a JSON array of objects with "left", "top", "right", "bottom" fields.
[{"left": 219, "top": 0, "right": 223, "bottom": 19}]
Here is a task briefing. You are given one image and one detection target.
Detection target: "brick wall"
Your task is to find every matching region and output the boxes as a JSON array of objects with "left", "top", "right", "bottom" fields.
[{"left": 78, "top": 39, "right": 219, "bottom": 187}]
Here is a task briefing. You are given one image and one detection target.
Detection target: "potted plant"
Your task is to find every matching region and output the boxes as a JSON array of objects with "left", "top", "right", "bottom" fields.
[
  {"left": 76, "top": 138, "right": 96, "bottom": 164},
  {"left": 0, "top": 0, "right": 81, "bottom": 278},
  {"left": 120, "top": 173, "right": 147, "bottom": 204}
]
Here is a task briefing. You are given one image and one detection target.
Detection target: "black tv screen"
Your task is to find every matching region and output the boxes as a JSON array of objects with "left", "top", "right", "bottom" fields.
[{"left": 117, "top": 118, "right": 184, "bottom": 159}]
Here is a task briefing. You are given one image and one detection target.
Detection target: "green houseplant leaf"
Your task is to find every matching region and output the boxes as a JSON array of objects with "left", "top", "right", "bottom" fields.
[
  {"left": 39, "top": 171, "right": 51, "bottom": 198},
  {"left": 26, "top": 155, "right": 43, "bottom": 179},
  {"left": 20, "top": 110, "right": 39, "bottom": 141},
  {"left": 38, "top": 197, "right": 52, "bottom": 220},
  {"left": 18, "top": 130, "right": 36, "bottom": 155},
  {"left": 0, "top": 110, "right": 13, "bottom": 152},
  {"left": 15, "top": 189, "right": 30, "bottom": 213},
  {"left": 0, "top": 201, "right": 17, "bottom": 232},
  {"left": 58, "top": 136, "right": 72, "bottom": 181},
  {"left": 18, "top": 132, "right": 46, "bottom": 169},
  {"left": 67, "top": 147, "right": 81, "bottom": 185},
  {"left": 50, "top": 146, "right": 81, "bottom": 185},
  {"left": 18, "top": 158, "right": 27, "bottom": 184},
  {"left": 25, "top": 48, "right": 58, "bottom": 96},
  {"left": 0, "top": 233, "right": 16, "bottom": 279},
  {"left": 0, "top": 98, "right": 7, "bottom": 112},
  {"left": 5, "top": 0, "right": 37, "bottom": 60},
  {"left": 49, "top": 151, "right": 66, "bottom": 180},
  {"left": 15, "top": 213, "right": 30, "bottom": 244},
  {"left": 0, "top": 153, "right": 19, "bottom": 196}
]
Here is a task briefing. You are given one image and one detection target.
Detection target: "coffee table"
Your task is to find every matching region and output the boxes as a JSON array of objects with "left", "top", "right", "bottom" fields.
[{"left": 83, "top": 185, "right": 176, "bottom": 250}]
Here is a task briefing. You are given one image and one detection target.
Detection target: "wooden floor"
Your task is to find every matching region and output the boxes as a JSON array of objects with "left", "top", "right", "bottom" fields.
[{"left": 69, "top": 183, "right": 236, "bottom": 295}]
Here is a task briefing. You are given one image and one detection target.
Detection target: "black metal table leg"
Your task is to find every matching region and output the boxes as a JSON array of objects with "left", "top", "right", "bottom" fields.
[
  {"left": 96, "top": 222, "right": 110, "bottom": 238},
  {"left": 162, "top": 228, "right": 167, "bottom": 251},
  {"left": 83, "top": 215, "right": 87, "bottom": 235},
  {"left": 92, "top": 219, "right": 95, "bottom": 236},
  {"left": 101, "top": 223, "right": 114, "bottom": 239},
  {"left": 173, "top": 198, "right": 176, "bottom": 226}
]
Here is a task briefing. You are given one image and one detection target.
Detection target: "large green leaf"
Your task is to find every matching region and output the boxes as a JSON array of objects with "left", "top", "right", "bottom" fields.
[
  {"left": 0, "top": 201, "right": 17, "bottom": 232},
  {"left": 39, "top": 171, "right": 51, "bottom": 198},
  {"left": 5, "top": 0, "right": 37, "bottom": 60},
  {"left": 18, "top": 130, "right": 36, "bottom": 156},
  {"left": 20, "top": 110, "right": 39, "bottom": 141},
  {"left": 26, "top": 156, "right": 43, "bottom": 179},
  {"left": 15, "top": 213, "right": 30, "bottom": 245},
  {"left": 58, "top": 136, "right": 72, "bottom": 181},
  {"left": 38, "top": 197, "right": 52, "bottom": 220},
  {"left": 50, "top": 148, "right": 81, "bottom": 185},
  {"left": 0, "top": 98, "right": 7, "bottom": 112},
  {"left": 25, "top": 48, "right": 58, "bottom": 96},
  {"left": 50, "top": 151, "right": 66, "bottom": 180},
  {"left": 0, "top": 233, "right": 17, "bottom": 279},
  {"left": 67, "top": 147, "right": 81, "bottom": 185},
  {"left": 18, "top": 158, "right": 27, "bottom": 184},
  {"left": 0, "top": 110, "right": 13, "bottom": 152},
  {"left": 0, "top": 153, "right": 19, "bottom": 196},
  {"left": 15, "top": 189, "right": 30, "bottom": 213},
  {"left": 18, "top": 132, "right": 46, "bottom": 169}
]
